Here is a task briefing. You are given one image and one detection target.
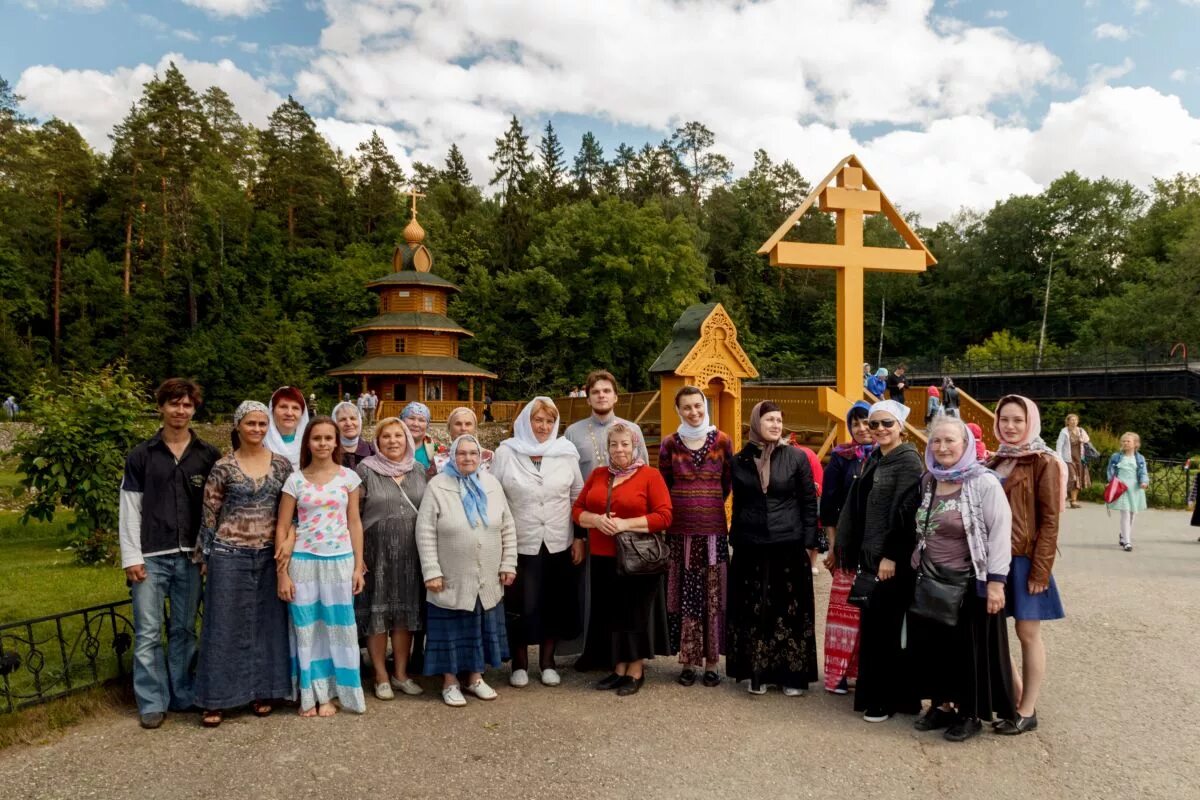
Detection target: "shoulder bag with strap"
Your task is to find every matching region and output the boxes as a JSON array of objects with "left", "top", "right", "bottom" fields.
[
  {"left": 608, "top": 473, "right": 670, "bottom": 577},
  {"left": 909, "top": 478, "right": 972, "bottom": 626}
]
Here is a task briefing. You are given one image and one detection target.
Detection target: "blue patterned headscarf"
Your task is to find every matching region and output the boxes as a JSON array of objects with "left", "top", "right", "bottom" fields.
[
  {"left": 441, "top": 434, "right": 490, "bottom": 528},
  {"left": 401, "top": 401, "right": 431, "bottom": 421}
]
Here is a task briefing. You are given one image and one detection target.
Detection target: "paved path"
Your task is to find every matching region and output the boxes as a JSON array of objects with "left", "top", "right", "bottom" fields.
[{"left": 3, "top": 504, "right": 1197, "bottom": 800}]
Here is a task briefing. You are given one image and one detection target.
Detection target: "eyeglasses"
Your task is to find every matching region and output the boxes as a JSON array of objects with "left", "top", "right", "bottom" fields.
[{"left": 867, "top": 419, "right": 898, "bottom": 430}]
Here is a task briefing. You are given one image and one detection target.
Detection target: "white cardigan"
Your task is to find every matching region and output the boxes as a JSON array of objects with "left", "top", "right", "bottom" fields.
[
  {"left": 491, "top": 444, "right": 584, "bottom": 556},
  {"left": 416, "top": 472, "right": 517, "bottom": 613},
  {"left": 1055, "top": 427, "right": 1089, "bottom": 463}
]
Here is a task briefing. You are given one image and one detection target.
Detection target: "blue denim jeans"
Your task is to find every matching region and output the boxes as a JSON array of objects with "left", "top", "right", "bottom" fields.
[{"left": 130, "top": 553, "right": 202, "bottom": 714}]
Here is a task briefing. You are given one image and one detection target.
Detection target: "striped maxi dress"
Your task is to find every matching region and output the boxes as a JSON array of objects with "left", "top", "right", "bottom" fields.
[
  {"left": 659, "top": 430, "right": 734, "bottom": 668},
  {"left": 283, "top": 467, "right": 367, "bottom": 713}
]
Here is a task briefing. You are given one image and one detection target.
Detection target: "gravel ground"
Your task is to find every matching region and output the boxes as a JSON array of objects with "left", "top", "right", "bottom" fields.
[{"left": 2, "top": 503, "right": 1197, "bottom": 800}]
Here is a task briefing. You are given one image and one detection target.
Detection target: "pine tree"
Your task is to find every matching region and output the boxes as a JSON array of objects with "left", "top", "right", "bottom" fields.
[
  {"left": 535, "top": 121, "right": 566, "bottom": 205},
  {"left": 489, "top": 115, "right": 532, "bottom": 201},
  {"left": 671, "top": 121, "right": 732, "bottom": 204},
  {"left": 354, "top": 130, "right": 404, "bottom": 237},
  {"left": 259, "top": 96, "right": 342, "bottom": 250},
  {"left": 443, "top": 143, "right": 472, "bottom": 186},
  {"left": 571, "top": 132, "right": 605, "bottom": 197}
]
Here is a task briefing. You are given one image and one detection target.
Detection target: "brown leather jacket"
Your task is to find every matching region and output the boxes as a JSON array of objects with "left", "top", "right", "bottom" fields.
[{"left": 991, "top": 453, "right": 1062, "bottom": 585}]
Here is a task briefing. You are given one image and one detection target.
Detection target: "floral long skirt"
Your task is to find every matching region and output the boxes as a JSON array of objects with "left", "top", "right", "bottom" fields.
[
  {"left": 667, "top": 534, "right": 728, "bottom": 667},
  {"left": 822, "top": 568, "right": 861, "bottom": 691}
]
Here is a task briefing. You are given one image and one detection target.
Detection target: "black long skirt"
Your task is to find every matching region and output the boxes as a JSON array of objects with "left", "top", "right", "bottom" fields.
[
  {"left": 724, "top": 540, "right": 819, "bottom": 689},
  {"left": 576, "top": 555, "right": 666, "bottom": 668},
  {"left": 854, "top": 571, "right": 920, "bottom": 715},
  {"left": 908, "top": 587, "right": 1016, "bottom": 721},
  {"left": 505, "top": 544, "right": 583, "bottom": 648}
]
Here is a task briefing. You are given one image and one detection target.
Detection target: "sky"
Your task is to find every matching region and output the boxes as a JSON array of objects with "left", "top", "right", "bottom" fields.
[{"left": 3, "top": 0, "right": 1200, "bottom": 223}]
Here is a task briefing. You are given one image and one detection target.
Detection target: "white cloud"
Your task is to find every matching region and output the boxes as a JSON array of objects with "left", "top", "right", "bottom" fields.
[
  {"left": 180, "top": 0, "right": 273, "bottom": 18},
  {"left": 1170, "top": 68, "right": 1190, "bottom": 81},
  {"left": 1130, "top": 0, "right": 1152, "bottom": 13},
  {"left": 1093, "top": 22, "right": 1131, "bottom": 40},
  {"left": 15, "top": 54, "right": 282, "bottom": 150},
  {"left": 18, "top": 0, "right": 107, "bottom": 10},
  {"left": 984, "top": 9, "right": 1008, "bottom": 19},
  {"left": 314, "top": 118, "right": 415, "bottom": 171},
  {"left": 1087, "top": 57, "right": 1136, "bottom": 88}
]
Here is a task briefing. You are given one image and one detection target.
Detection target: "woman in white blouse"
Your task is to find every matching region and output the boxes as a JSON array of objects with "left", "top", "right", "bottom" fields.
[{"left": 492, "top": 397, "right": 585, "bottom": 688}]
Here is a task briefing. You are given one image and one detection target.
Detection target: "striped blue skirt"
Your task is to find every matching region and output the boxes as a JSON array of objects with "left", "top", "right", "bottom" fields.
[
  {"left": 423, "top": 599, "right": 509, "bottom": 676},
  {"left": 288, "top": 552, "right": 366, "bottom": 713}
]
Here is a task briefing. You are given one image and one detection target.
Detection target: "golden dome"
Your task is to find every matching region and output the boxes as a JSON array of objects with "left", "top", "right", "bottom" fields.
[{"left": 403, "top": 215, "right": 426, "bottom": 246}]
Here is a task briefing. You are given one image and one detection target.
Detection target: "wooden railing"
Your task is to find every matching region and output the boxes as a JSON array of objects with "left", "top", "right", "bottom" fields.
[{"left": 376, "top": 400, "right": 524, "bottom": 422}]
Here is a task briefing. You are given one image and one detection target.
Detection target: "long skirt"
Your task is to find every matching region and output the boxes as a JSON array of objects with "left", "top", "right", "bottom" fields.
[
  {"left": 355, "top": 518, "right": 424, "bottom": 637},
  {"left": 667, "top": 534, "right": 728, "bottom": 667},
  {"left": 423, "top": 599, "right": 509, "bottom": 675},
  {"left": 822, "top": 567, "right": 861, "bottom": 691},
  {"left": 909, "top": 587, "right": 1016, "bottom": 722},
  {"left": 854, "top": 571, "right": 919, "bottom": 716},
  {"left": 505, "top": 545, "right": 583, "bottom": 649},
  {"left": 288, "top": 552, "right": 366, "bottom": 713},
  {"left": 725, "top": 540, "right": 818, "bottom": 689},
  {"left": 577, "top": 555, "right": 664, "bottom": 667},
  {"left": 195, "top": 543, "right": 293, "bottom": 709}
]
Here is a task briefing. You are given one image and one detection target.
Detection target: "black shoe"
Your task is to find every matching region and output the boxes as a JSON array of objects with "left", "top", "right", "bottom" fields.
[
  {"left": 616, "top": 676, "right": 644, "bottom": 696},
  {"left": 945, "top": 716, "right": 983, "bottom": 742},
  {"left": 677, "top": 668, "right": 697, "bottom": 687},
  {"left": 139, "top": 712, "right": 165, "bottom": 729},
  {"left": 994, "top": 712, "right": 1038, "bottom": 735},
  {"left": 595, "top": 672, "right": 623, "bottom": 691},
  {"left": 702, "top": 670, "right": 721, "bottom": 687},
  {"left": 913, "top": 706, "right": 956, "bottom": 732}
]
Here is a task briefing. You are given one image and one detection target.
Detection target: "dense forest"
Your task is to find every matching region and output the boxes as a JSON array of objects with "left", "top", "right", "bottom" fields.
[{"left": 2, "top": 65, "right": 1199, "bottom": 453}]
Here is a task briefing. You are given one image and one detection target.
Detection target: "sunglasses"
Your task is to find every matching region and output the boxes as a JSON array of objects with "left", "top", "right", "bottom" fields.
[{"left": 867, "top": 419, "right": 898, "bottom": 430}]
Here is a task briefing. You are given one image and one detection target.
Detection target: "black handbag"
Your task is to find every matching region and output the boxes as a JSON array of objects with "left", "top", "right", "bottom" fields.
[
  {"left": 1083, "top": 441, "right": 1100, "bottom": 461},
  {"left": 847, "top": 569, "right": 878, "bottom": 609},
  {"left": 908, "top": 485, "right": 971, "bottom": 626},
  {"left": 606, "top": 474, "right": 670, "bottom": 577}
]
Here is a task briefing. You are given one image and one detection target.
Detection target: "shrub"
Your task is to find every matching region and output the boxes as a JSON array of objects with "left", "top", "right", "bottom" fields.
[{"left": 14, "top": 364, "right": 146, "bottom": 564}]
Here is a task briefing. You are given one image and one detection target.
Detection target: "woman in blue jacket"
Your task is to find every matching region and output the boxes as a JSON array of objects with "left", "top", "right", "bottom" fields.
[{"left": 1106, "top": 432, "right": 1149, "bottom": 552}]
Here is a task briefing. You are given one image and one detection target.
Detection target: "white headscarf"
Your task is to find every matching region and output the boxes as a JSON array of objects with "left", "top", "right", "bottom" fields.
[
  {"left": 675, "top": 387, "right": 716, "bottom": 439},
  {"left": 331, "top": 401, "right": 363, "bottom": 450},
  {"left": 868, "top": 399, "right": 910, "bottom": 424},
  {"left": 265, "top": 387, "right": 310, "bottom": 470},
  {"left": 499, "top": 397, "right": 580, "bottom": 459}
]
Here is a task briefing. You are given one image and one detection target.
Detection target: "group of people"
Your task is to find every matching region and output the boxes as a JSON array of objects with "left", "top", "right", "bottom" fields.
[
  {"left": 862, "top": 364, "right": 961, "bottom": 422},
  {"left": 119, "top": 373, "right": 1073, "bottom": 744}
]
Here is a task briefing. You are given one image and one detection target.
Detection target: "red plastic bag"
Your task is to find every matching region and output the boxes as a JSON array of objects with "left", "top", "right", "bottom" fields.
[{"left": 1103, "top": 476, "right": 1128, "bottom": 505}]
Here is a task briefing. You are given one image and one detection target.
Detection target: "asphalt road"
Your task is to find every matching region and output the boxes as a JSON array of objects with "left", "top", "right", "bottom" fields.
[{"left": 2, "top": 503, "right": 1197, "bottom": 800}]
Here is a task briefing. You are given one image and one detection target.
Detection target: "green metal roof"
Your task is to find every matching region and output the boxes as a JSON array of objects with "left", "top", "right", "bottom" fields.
[
  {"left": 649, "top": 302, "right": 719, "bottom": 374},
  {"left": 351, "top": 313, "right": 472, "bottom": 336},
  {"left": 366, "top": 271, "right": 459, "bottom": 291},
  {"left": 327, "top": 354, "right": 497, "bottom": 379}
]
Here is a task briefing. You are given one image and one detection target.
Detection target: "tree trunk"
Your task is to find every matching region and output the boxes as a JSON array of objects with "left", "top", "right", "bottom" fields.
[
  {"left": 160, "top": 174, "right": 169, "bottom": 276},
  {"left": 123, "top": 214, "right": 133, "bottom": 296},
  {"left": 53, "top": 190, "right": 63, "bottom": 364}
]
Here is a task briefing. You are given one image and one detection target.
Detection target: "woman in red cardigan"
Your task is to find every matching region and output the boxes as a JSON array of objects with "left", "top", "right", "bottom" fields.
[{"left": 572, "top": 423, "right": 673, "bottom": 696}]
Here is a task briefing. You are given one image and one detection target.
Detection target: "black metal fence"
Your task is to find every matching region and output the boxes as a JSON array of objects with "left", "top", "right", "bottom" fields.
[
  {"left": 1085, "top": 456, "right": 1194, "bottom": 508},
  {"left": 0, "top": 600, "right": 134, "bottom": 713}
]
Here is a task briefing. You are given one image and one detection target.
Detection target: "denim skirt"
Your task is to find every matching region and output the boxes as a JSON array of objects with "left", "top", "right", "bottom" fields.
[
  {"left": 1005, "top": 555, "right": 1066, "bottom": 621},
  {"left": 194, "top": 543, "right": 293, "bottom": 709}
]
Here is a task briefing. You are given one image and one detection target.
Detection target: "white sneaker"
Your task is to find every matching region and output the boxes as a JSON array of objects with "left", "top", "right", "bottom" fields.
[
  {"left": 540, "top": 668, "right": 561, "bottom": 687},
  {"left": 747, "top": 682, "right": 768, "bottom": 695},
  {"left": 510, "top": 669, "right": 530, "bottom": 688},
  {"left": 782, "top": 686, "right": 806, "bottom": 697},
  {"left": 389, "top": 676, "right": 423, "bottom": 696},
  {"left": 465, "top": 679, "right": 498, "bottom": 700},
  {"left": 441, "top": 685, "right": 467, "bottom": 707},
  {"left": 374, "top": 682, "right": 395, "bottom": 701}
]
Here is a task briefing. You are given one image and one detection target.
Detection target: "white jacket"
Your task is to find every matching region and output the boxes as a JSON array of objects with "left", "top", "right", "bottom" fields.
[
  {"left": 1055, "top": 427, "right": 1089, "bottom": 463},
  {"left": 491, "top": 445, "right": 584, "bottom": 556}
]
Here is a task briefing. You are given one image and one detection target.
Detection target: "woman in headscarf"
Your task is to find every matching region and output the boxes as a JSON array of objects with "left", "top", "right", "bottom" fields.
[
  {"left": 1055, "top": 413, "right": 1092, "bottom": 509},
  {"left": 836, "top": 399, "right": 924, "bottom": 722},
  {"left": 400, "top": 401, "right": 439, "bottom": 475},
  {"left": 909, "top": 415, "right": 1015, "bottom": 742},
  {"left": 416, "top": 434, "right": 517, "bottom": 707},
  {"left": 572, "top": 423, "right": 673, "bottom": 697},
  {"left": 966, "top": 422, "right": 990, "bottom": 462},
  {"left": 986, "top": 395, "right": 1066, "bottom": 735},
  {"left": 820, "top": 401, "right": 874, "bottom": 695},
  {"left": 193, "top": 401, "right": 294, "bottom": 727},
  {"left": 866, "top": 368, "right": 888, "bottom": 398},
  {"left": 434, "top": 406, "right": 494, "bottom": 473},
  {"left": 725, "top": 401, "right": 819, "bottom": 696},
  {"left": 658, "top": 386, "right": 733, "bottom": 688},
  {"left": 492, "top": 397, "right": 584, "bottom": 688},
  {"left": 333, "top": 401, "right": 375, "bottom": 470},
  {"left": 355, "top": 417, "right": 428, "bottom": 700},
  {"left": 265, "top": 386, "right": 309, "bottom": 471}
]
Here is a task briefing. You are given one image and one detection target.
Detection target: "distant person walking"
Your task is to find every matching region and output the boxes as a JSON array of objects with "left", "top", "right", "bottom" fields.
[
  {"left": 867, "top": 368, "right": 887, "bottom": 398},
  {"left": 118, "top": 379, "right": 220, "bottom": 729},
  {"left": 2, "top": 395, "right": 17, "bottom": 420},
  {"left": 924, "top": 386, "right": 942, "bottom": 427},
  {"left": 1106, "top": 432, "right": 1149, "bottom": 552},
  {"left": 942, "top": 378, "right": 960, "bottom": 417},
  {"left": 887, "top": 365, "right": 908, "bottom": 404},
  {"left": 1055, "top": 414, "right": 1092, "bottom": 509}
]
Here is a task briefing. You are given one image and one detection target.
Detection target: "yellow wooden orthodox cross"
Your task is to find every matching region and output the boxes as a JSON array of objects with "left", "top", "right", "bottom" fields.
[
  {"left": 407, "top": 186, "right": 426, "bottom": 217},
  {"left": 757, "top": 155, "right": 936, "bottom": 442}
]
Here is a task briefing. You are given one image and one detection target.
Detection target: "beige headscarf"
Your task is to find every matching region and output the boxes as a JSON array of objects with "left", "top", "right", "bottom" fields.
[{"left": 748, "top": 401, "right": 781, "bottom": 492}]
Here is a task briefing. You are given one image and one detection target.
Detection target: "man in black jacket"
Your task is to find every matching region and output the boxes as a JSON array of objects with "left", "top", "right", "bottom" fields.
[
  {"left": 118, "top": 378, "right": 219, "bottom": 729},
  {"left": 887, "top": 364, "right": 908, "bottom": 403}
]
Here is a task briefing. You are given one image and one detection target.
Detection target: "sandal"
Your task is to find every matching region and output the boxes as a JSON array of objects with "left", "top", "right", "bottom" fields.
[
  {"left": 201, "top": 710, "right": 222, "bottom": 728},
  {"left": 252, "top": 701, "right": 273, "bottom": 717}
]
